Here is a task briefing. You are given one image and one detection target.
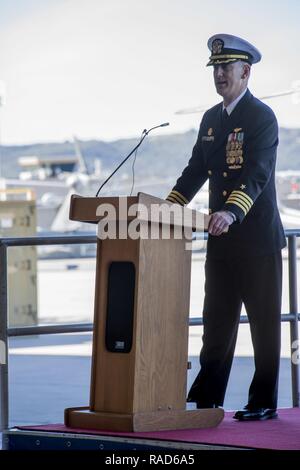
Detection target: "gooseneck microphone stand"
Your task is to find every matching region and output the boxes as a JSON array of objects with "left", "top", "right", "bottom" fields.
[{"left": 95, "top": 123, "right": 169, "bottom": 197}]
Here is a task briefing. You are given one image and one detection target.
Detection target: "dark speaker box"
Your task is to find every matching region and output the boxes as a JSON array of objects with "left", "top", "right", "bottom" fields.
[{"left": 105, "top": 261, "right": 136, "bottom": 353}]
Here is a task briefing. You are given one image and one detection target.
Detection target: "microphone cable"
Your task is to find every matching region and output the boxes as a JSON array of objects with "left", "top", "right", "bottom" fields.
[{"left": 130, "top": 129, "right": 147, "bottom": 196}]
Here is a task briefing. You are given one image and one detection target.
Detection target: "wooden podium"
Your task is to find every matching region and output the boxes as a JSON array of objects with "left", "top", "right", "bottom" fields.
[{"left": 64, "top": 192, "right": 224, "bottom": 431}]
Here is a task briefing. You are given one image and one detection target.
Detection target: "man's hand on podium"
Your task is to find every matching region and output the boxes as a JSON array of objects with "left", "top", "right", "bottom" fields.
[{"left": 208, "top": 211, "right": 235, "bottom": 236}]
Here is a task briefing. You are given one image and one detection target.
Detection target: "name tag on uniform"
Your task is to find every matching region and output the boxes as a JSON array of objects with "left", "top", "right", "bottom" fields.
[{"left": 202, "top": 127, "right": 214, "bottom": 142}]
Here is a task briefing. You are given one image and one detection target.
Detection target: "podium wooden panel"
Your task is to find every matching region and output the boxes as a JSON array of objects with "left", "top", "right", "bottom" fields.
[{"left": 64, "top": 193, "right": 224, "bottom": 431}]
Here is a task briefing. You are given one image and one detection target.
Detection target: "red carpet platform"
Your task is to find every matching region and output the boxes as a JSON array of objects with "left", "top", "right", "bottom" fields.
[{"left": 4, "top": 408, "right": 300, "bottom": 450}]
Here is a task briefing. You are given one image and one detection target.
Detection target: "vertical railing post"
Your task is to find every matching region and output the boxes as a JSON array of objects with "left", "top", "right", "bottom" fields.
[
  {"left": 0, "top": 244, "right": 8, "bottom": 431},
  {"left": 288, "top": 235, "right": 300, "bottom": 407},
  {"left": 0, "top": 244, "right": 9, "bottom": 431}
]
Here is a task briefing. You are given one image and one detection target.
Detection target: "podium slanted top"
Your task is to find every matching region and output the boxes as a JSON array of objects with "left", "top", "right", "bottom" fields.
[{"left": 69, "top": 192, "right": 209, "bottom": 231}]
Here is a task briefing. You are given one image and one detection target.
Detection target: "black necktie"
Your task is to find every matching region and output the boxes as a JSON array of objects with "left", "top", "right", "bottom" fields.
[{"left": 222, "top": 108, "right": 229, "bottom": 121}]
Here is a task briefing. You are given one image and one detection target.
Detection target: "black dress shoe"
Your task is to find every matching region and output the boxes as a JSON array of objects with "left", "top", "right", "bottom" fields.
[
  {"left": 233, "top": 407, "right": 277, "bottom": 421},
  {"left": 233, "top": 404, "right": 250, "bottom": 419}
]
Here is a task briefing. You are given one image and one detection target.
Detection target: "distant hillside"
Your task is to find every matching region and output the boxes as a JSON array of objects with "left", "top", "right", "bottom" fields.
[{"left": 1, "top": 127, "right": 299, "bottom": 179}]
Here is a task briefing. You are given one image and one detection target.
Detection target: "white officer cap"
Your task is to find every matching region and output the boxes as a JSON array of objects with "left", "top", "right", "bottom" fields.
[{"left": 207, "top": 34, "right": 262, "bottom": 66}]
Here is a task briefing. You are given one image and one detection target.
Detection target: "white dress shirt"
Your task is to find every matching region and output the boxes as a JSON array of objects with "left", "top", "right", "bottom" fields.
[{"left": 223, "top": 88, "right": 248, "bottom": 115}]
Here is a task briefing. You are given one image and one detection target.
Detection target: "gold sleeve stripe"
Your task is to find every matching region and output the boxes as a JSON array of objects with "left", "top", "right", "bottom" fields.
[
  {"left": 168, "top": 193, "right": 185, "bottom": 205},
  {"left": 166, "top": 195, "right": 177, "bottom": 203},
  {"left": 166, "top": 195, "right": 184, "bottom": 206},
  {"left": 170, "top": 190, "right": 189, "bottom": 205},
  {"left": 226, "top": 194, "right": 251, "bottom": 212},
  {"left": 225, "top": 199, "right": 248, "bottom": 216},
  {"left": 226, "top": 197, "right": 250, "bottom": 214},
  {"left": 231, "top": 190, "right": 253, "bottom": 206},
  {"left": 226, "top": 193, "right": 250, "bottom": 209}
]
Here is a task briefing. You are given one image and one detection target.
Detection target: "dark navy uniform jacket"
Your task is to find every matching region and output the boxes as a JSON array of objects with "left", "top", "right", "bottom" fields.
[{"left": 167, "top": 89, "right": 286, "bottom": 258}]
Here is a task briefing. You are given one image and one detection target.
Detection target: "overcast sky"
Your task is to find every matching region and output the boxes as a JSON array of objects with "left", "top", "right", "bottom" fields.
[{"left": 0, "top": 0, "right": 300, "bottom": 145}]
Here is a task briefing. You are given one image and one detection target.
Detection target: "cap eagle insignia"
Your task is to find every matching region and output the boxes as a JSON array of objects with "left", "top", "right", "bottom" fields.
[{"left": 212, "top": 39, "right": 224, "bottom": 54}]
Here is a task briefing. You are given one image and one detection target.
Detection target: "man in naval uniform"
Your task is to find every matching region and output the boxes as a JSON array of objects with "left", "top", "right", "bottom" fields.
[{"left": 166, "top": 34, "right": 286, "bottom": 421}]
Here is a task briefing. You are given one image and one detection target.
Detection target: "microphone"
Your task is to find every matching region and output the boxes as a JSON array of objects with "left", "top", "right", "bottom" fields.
[
  {"left": 95, "top": 122, "right": 170, "bottom": 197},
  {"left": 157, "top": 122, "right": 169, "bottom": 127}
]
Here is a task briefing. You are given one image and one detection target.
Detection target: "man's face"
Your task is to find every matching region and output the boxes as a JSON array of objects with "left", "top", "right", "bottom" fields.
[{"left": 213, "top": 61, "right": 249, "bottom": 104}]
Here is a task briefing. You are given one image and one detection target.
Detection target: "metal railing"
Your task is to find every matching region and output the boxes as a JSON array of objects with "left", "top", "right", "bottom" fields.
[{"left": 0, "top": 230, "right": 299, "bottom": 431}]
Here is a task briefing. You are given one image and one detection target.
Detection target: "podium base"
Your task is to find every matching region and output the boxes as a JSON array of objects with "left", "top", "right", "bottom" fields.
[{"left": 64, "top": 406, "right": 224, "bottom": 432}]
